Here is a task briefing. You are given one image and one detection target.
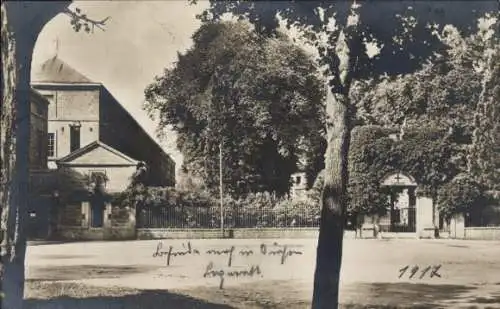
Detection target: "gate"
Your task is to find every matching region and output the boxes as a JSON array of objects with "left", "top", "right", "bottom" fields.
[{"left": 390, "top": 207, "right": 416, "bottom": 233}]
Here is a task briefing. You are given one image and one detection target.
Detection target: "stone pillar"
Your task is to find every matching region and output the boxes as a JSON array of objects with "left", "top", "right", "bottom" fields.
[
  {"left": 128, "top": 205, "right": 136, "bottom": 228},
  {"left": 103, "top": 202, "right": 112, "bottom": 228},
  {"left": 81, "top": 201, "right": 90, "bottom": 228},
  {"left": 416, "top": 196, "right": 434, "bottom": 238},
  {"left": 361, "top": 214, "right": 375, "bottom": 238},
  {"left": 128, "top": 205, "right": 137, "bottom": 239},
  {"left": 450, "top": 213, "right": 465, "bottom": 239}
]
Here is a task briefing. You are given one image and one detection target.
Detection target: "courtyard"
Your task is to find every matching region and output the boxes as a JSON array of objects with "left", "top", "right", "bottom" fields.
[{"left": 24, "top": 238, "right": 500, "bottom": 309}]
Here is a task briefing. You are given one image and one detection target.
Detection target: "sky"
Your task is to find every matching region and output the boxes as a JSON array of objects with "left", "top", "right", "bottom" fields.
[{"left": 32, "top": 0, "right": 211, "bottom": 173}]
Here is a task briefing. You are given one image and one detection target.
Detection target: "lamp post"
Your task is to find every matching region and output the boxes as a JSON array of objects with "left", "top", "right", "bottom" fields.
[{"left": 219, "top": 140, "right": 224, "bottom": 235}]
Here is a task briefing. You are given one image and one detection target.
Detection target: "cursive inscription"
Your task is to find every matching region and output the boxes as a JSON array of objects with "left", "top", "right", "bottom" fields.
[
  {"left": 152, "top": 241, "right": 200, "bottom": 266},
  {"left": 152, "top": 241, "right": 304, "bottom": 289},
  {"left": 260, "top": 242, "right": 303, "bottom": 264},
  {"left": 206, "top": 246, "right": 235, "bottom": 266},
  {"left": 203, "top": 261, "right": 262, "bottom": 289}
]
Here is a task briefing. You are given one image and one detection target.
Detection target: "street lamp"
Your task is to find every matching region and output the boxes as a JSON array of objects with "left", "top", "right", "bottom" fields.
[{"left": 219, "top": 140, "right": 224, "bottom": 235}]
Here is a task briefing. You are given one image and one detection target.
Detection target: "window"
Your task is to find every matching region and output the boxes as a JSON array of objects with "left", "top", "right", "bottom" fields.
[
  {"left": 48, "top": 133, "right": 56, "bottom": 157},
  {"left": 296, "top": 176, "right": 301, "bottom": 185},
  {"left": 70, "top": 125, "right": 81, "bottom": 152}
]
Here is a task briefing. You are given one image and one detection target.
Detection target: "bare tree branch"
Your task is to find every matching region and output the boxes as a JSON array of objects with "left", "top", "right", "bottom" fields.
[{"left": 63, "top": 7, "right": 110, "bottom": 33}]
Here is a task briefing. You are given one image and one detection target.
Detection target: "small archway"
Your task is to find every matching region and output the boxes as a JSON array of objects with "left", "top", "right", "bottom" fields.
[{"left": 380, "top": 172, "right": 418, "bottom": 233}]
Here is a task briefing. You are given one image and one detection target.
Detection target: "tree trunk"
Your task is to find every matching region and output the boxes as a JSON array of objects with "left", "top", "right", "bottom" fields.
[
  {"left": 1, "top": 3, "right": 69, "bottom": 308},
  {"left": 312, "top": 88, "right": 352, "bottom": 309},
  {"left": 1, "top": 5, "right": 32, "bottom": 306}
]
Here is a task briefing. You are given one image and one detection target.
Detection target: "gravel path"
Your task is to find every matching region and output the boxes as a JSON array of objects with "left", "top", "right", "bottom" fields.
[{"left": 24, "top": 238, "right": 500, "bottom": 308}]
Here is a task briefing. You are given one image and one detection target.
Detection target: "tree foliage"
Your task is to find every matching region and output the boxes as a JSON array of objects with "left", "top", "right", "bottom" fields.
[
  {"left": 437, "top": 175, "right": 484, "bottom": 220},
  {"left": 196, "top": 2, "right": 499, "bottom": 307},
  {"left": 348, "top": 14, "right": 499, "bottom": 205},
  {"left": 144, "top": 21, "right": 326, "bottom": 197}
]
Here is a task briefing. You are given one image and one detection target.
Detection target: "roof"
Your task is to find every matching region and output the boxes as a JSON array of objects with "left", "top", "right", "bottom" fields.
[
  {"left": 32, "top": 56, "right": 95, "bottom": 84},
  {"left": 57, "top": 141, "right": 139, "bottom": 166}
]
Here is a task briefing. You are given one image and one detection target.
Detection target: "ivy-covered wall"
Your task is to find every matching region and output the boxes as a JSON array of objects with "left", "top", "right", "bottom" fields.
[{"left": 345, "top": 125, "right": 490, "bottom": 221}]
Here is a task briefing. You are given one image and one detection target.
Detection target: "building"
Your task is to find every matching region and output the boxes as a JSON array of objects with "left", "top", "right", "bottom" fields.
[
  {"left": 30, "top": 56, "right": 175, "bottom": 240},
  {"left": 29, "top": 89, "right": 49, "bottom": 170},
  {"left": 31, "top": 56, "right": 175, "bottom": 186},
  {"left": 27, "top": 89, "right": 53, "bottom": 239},
  {"left": 289, "top": 155, "right": 309, "bottom": 200}
]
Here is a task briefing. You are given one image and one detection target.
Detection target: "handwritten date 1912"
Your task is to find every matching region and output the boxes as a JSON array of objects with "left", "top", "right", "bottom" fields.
[{"left": 399, "top": 264, "right": 442, "bottom": 279}]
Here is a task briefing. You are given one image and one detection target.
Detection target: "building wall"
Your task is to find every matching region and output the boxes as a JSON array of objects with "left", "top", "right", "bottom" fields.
[
  {"left": 40, "top": 88, "right": 100, "bottom": 121},
  {"left": 47, "top": 121, "right": 100, "bottom": 165},
  {"left": 32, "top": 84, "right": 175, "bottom": 185},
  {"left": 32, "top": 86, "right": 101, "bottom": 167},
  {"left": 290, "top": 172, "right": 308, "bottom": 200},
  {"left": 29, "top": 90, "right": 49, "bottom": 170},
  {"left": 99, "top": 88, "right": 175, "bottom": 187},
  {"left": 67, "top": 165, "right": 136, "bottom": 193}
]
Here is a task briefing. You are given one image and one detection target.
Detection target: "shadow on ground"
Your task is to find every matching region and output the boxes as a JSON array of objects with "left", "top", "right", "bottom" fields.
[
  {"left": 25, "top": 290, "right": 235, "bottom": 309},
  {"left": 341, "top": 282, "right": 477, "bottom": 307},
  {"left": 25, "top": 279, "right": 498, "bottom": 309},
  {"left": 176, "top": 280, "right": 489, "bottom": 308},
  {"left": 28, "top": 265, "right": 160, "bottom": 281},
  {"left": 25, "top": 281, "right": 235, "bottom": 309}
]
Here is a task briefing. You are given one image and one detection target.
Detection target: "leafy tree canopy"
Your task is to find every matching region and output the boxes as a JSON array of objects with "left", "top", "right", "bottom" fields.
[
  {"left": 144, "top": 21, "right": 326, "bottom": 196},
  {"left": 198, "top": 1, "right": 498, "bottom": 90}
]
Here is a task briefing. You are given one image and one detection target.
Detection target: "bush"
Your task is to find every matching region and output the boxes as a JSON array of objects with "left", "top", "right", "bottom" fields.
[
  {"left": 115, "top": 184, "right": 214, "bottom": 209},
  {"left": 121, "top": 186, "right": 320, "bottom": 228},
  {"left": 437, "top": 175, "right": 484, "bottom": 220}
]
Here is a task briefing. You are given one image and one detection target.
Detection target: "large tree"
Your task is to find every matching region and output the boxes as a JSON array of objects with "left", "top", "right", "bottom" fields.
[
  {"left": 1, "top": 2, "right": 109, "bottom": 307},
  {"left": 197, "top": 1, "right": 499, "bottom": 307},
  {"left": 144, "top": 21, "right": 326, "bottom": 196}
]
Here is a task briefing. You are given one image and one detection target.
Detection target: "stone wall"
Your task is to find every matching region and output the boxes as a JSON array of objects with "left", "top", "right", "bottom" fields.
[
  {"left": 464, "top": 227, "right": 500, "bottom": 240},
  {"left": 137, "top": 228, "right": 321, "bottom": 239},
  {"left": 57, "top": 202, "right": 136, "bottom": 240},
  {"left": 107, "top": 205, "right": 136, "bottom": 240}
]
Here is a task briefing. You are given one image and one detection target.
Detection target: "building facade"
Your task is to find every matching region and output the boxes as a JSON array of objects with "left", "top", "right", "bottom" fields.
[
  {"left": 31, "top": 56, "right": 175, "bottom": 187},
  {"left": 29, "top": 56, "right": 175, "bottom": 240}
]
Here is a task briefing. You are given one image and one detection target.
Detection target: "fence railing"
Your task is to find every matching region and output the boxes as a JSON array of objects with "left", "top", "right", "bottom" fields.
[{"left": 136, "top": 205, "right": 321, "bottom": 229}]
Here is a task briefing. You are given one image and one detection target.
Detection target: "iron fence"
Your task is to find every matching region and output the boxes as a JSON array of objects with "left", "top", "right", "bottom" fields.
[{"left": 136, "top": 205, "right": 321, "bottom": 228}]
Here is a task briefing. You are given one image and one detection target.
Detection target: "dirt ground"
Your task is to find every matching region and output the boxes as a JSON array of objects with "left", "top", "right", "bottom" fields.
[{"left": 24, "top": 238, "right": 500, "bottom": 308}]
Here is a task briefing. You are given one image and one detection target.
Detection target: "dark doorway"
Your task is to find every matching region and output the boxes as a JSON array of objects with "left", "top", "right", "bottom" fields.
[
  {"left": 70, "top": 125, "right": 81, "bottom": 152},
  {"left": 90, "top": 194, "right": 105, "bottom": 228},
  {"left": 26, "top": 195, "right": 53, "bottom": 239}
]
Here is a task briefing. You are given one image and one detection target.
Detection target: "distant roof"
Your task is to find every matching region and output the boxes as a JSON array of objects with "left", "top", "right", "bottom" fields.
[{"left": 32, "top": 56, "right": 95, "bottom": 84}]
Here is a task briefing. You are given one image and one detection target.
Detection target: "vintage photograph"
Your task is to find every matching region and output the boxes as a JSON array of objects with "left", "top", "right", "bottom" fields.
[{"left": 1, "top": 1, "right": 499, "bottom": 308}]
